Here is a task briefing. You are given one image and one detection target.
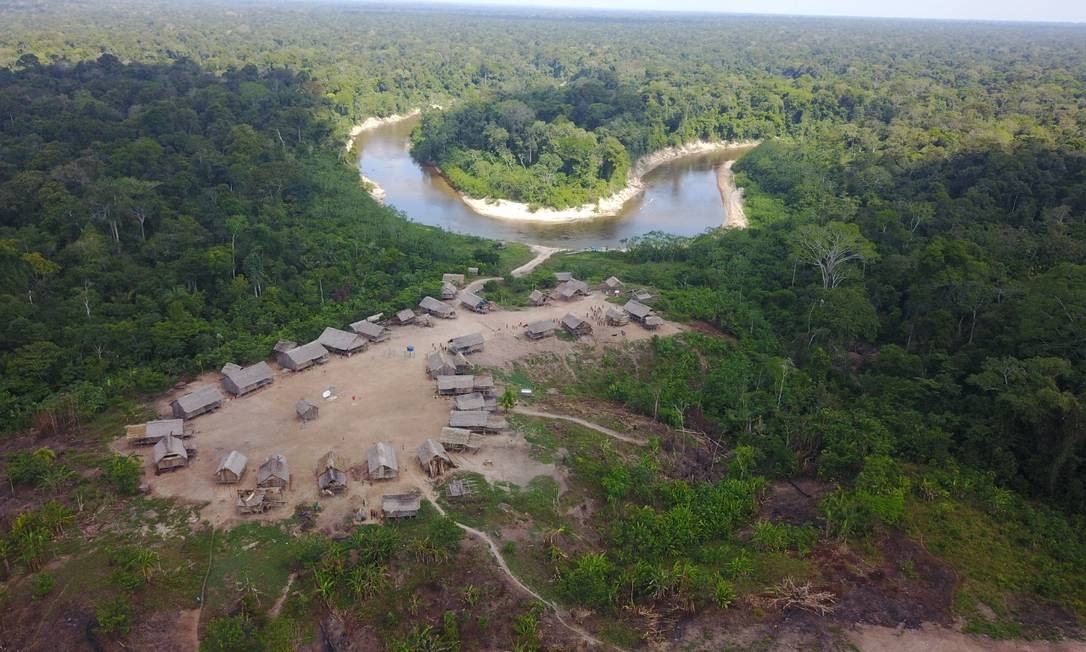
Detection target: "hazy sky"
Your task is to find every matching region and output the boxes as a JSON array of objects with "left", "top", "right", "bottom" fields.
[{"left": 418, "top": 0, "right": 1086, "bottom": 23}]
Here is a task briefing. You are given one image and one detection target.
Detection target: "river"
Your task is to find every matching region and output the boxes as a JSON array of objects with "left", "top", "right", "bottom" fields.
[{"left": 355, "top": 115, "right": 751, "bottom": 249}]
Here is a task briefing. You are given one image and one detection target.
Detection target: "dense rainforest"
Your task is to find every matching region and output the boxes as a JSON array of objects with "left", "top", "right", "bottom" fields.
[
  {"left": 0, "top": 57, "right": 509, "bottom": 428},
  {"left": 1, "top": 0, "right": 1085, "bottom": 648}
]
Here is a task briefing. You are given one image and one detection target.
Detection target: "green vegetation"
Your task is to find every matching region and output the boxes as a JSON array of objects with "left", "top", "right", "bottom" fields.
[
  {"left": 1, "top": 1, "right": 1085, "bottom": 648},
  {"left": 0, "top": 58, "right": 518, "bottom": 430}
]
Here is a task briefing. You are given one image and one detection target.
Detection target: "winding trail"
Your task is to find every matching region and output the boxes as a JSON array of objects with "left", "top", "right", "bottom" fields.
[
  {"left": 511, "top": 245, "right": 565, "bottom": 278},
  {"left": 512, "top": 407, "right": 648, "bottom": 446},
  {"left": 423, "top": 490, "right": 616, "bottom": 650}
]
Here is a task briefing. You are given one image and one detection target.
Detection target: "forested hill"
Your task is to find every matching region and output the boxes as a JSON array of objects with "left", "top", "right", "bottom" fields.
[{"left": 0, "top": 57, "right": 508, "bottom": 428}]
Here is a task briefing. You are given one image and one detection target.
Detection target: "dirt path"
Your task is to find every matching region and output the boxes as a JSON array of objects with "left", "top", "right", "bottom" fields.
[
  {"left": 424, "top": 493, "right": 616, "bottom": 650},
  {"left": 512, "top": 407, "right": 647, "bottom": 446},
  {"left": 717, "top": 160, "right": 747, "bottom": 229},
  {"left": 269, "top": 572, "right": 297, "bottom": 618},
  {"left": 464, "top": 276, "right": 502, "bottom": 295},
  {"left": 850, "top": 623, "right": 1086, "bottom": 651},
  {"left": 511, "top": 245, "right": 564, "bottom": 278}
]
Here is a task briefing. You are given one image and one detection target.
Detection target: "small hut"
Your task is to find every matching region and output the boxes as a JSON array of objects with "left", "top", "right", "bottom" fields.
[
  {"left": 349, "top": 319, "right": 390, "bottom": 343},
  {"left": 125, "top": 418, "right": 191, "bottom": 447},
  {"left": 417, "top": 439, "right": 455, "bottom": 478},
  {"left": 451, "top": 351, "right": 472, "bottom": 374},
  {"left": 561, "top": 313, "right": 593, "bottom": 336},
  {"left": 257, "top": 454, "right": 290, "bottom": 488},
  {"left": 382, "top": 492, "right": 421, "bottom": 519},
  {"left": 153, "top": 435, "right": 189, "bottom": 474},
  {"left": 221, "top": 361, "right": 274, "bottom": 397},
  {"left": 316, "top": 451, "right": 348, "bottom": 494},
  {"left": 426, "top": 352, "right": 455, "bottom": 378},
  {"left": 318, "top": 327, "right": 367, "bottom": 356},
  {"left": 449, "top": 332, "right": 485, "bottom": 354},
  {"left": 606, "top": 307, "right": 629, "bottom": 326},
  {"left": 296, "top": 399, "right": 318, "bottom": 422},
  {"left": 170, "top": 385, "right": 224, "bottom": 420},
  {"left": 277, "top": 341, "right": 330, "bottom": 371},
  {"left": 633, "top": 290, "right": 655, "bottom": 303},
  {"left": 393, "top": 308, "right": 417, "bottom": 325},
  {"left": 525, "top": 319, "right": 556, "bottom": 340},
  {"left": 453, "top": 392, "right": 487, "bottom": 411},
  {"left": 556, "top": 279, "right": 590, "bottom": 301},
  {"left": 528, "top": 289, "right": 550, "bottom": 306},
  {"left": 623, "top": 300, "right": 654, "bottom": 324},
  {"left": 215, "top": 450, "right": 248, "bottom": 484},
  {"left": 644, "top": 315, "right": 665, "bottom": 330},
  {"left": 419, "top": 296, "right": 456, "bottom": 319},
  {"left": 367, "top": 442, "right": 398, "bottom": 480},
  {"left": 440, "top": 427, "right": 484, "bottom": 452},
  {"left": 473, "top": 374, "right": 497, "bottom": 398},
  {"left": 554, "top": 272, "right": 573, "bottom": 282},
  {"left": 459, "top": 292, "right": 493, "bottom": 314},
  {"left": 436, "top": 375, "right": 475, "bottom": 396},
  {"left": 442, "top": 273, "right": 466, "bottom": 287},
  {"left": 602, "top": 276, "right": 624, "bottom": 294},
  {"left": 441, "top": 281, "right": 458, "bottom": 300},
  {"left": 449, "top": 410, "right": 508, "bottom": 433}
]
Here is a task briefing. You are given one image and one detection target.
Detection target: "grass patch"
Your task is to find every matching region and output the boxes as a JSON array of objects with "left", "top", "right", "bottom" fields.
[
  {"left": 203, "top": 522, "right": 295, "bottom": 618},
  {"left": 904, "top": 498, "right": 1085, "bottom": 638}
]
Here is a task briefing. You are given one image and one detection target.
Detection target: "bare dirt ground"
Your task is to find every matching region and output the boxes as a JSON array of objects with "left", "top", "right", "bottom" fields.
[
  {"left": 850, "top": 623, "right": 1086, "bottom": 652},
  {"left": 125, "top": 290, "right": 681, "bottom": 531}
]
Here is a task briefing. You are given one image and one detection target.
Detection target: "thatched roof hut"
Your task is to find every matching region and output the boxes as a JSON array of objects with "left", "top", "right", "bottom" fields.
[
  {"left": 525, "top": 319, "right": 556, "bottom": 340},
  {"left": 449, "top": 332, "right": 485, "bottom": 354},
  {"left": 153, "top": 435, "right": 189, "bottom": 473},
  {"left": 459, "top": 292, "right": 492, "bottom": 313},
  {"left": 393, "top": 309, "right": 417, "bottom": 325},
  {"left": 215, "top": 450, "right": 248, "bottom": 484},
  {"left": 556, "top": 279, "right": 589, "bottom": 300},
  {"left": 623, "top": 300, "right": 653, "bottom": 322},
  {"left": 367, "top": 442, "right": 398, "bottom": 480},
  {"left": 296, "top": 399, "right": 318, "bottom": 422},
  {"left": 561, "top": 313, "right": 592, "bottom": 336},
  {"left": 221, "top": 361, "right": 274, "bottom": 397},
  {"left": 606, "top": 307, "right": 629, "bottom": 326},
  {"left": 419, "top": 296, "right": 456, "bottom": 319},
  {"left": 436, "top": 375, "right": 475, "bottom": 395},
  {"left": 276, "top": 341, "right": 330, "bottom": 371},
  {"left": 528, "top": 289, "right": 550, "bottom": 306},
  {"left": 349, "top": 319, "right": 390, "bottom": 343},
  {"left": 318, "top": 327, "right": 367, "bottom": 356},
  {"left": 417, "top": 439, "right": 455, "bottom": 478},
  {"left": 440, "top": 427, "right": 484, "bottom": 451},
  {"left": 316, "top": 451, "right": 347, "bottom": 493},
  {"left": 257, "top": 454, "right": 290, "bottom": 488},
  {"left": 170, "top": 385, "right": 224, "bottom": 420},
  {"left": 382, "top": 492, "right": 421, "bottom": 519}
]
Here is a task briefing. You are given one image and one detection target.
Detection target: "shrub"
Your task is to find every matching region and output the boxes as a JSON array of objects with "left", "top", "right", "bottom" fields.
[
  {"left": 713, "top": 577, "right": 737, "bottom": 609},
  {"left": 95, "top": 596, "right": 133, "bottom": 637},
  {"left": 202, "top": 614, "right": 256, "bottom": 652},
  {"left": 99, "top": 454, "right": 142, "bottom": 495},
  {"left": 5, "top": 447, "right": 55, "bottom": 487},
  {"left": 751, "top": 521, "right": 819, "bottom": 554},
  {"left": 31, "top": 571, "right": 54, "bottom": 600},
  {"left": 560, "top": 553, "right": 618, "bottom": 610}
]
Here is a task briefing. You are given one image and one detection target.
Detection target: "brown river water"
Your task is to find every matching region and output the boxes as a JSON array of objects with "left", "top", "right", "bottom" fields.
[{"left": 355, "top": 115, "right": 750, "bottom": 249}]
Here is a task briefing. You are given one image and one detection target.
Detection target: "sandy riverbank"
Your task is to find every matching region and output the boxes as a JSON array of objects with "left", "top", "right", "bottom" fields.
[
  {"left": 717, "top": 160, "right": 748, "bottom": 228},
  {"left": 343, "top": 110, "right": 421, "bottom": 152},
  {"left": 345, "top": 111, "right": 423, "bottom": 203},
  {"left": 455, "top": 139, "right": 759, "bottom": 223}
]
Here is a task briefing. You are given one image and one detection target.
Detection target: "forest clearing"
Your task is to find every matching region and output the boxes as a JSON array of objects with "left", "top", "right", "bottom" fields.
[{"left": 128, "top": 289, "right": 681, "bottom": 530}]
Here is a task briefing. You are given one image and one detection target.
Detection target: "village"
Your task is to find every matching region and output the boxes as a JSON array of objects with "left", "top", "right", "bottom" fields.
[{"left": 119, "top": 271, "right": 680, "bottom": 531}]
